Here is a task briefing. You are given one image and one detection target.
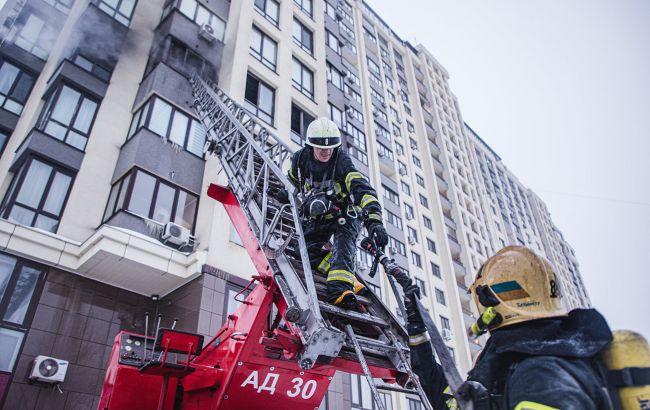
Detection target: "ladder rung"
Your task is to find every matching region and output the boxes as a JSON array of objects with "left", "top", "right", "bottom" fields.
[
  {"left": 319, "top": 302, "right": 389, "bottom": 328},
  {"left": 375, "top": 383, "right": 419, "bottom": 395}
]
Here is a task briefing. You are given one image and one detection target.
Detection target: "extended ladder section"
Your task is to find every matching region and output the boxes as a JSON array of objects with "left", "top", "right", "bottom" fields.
[{"left": 190, "top": 76, "right": 416, "bottom": 379}]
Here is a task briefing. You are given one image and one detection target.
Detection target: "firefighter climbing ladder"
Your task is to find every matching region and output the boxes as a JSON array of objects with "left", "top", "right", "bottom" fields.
[{"left": 190, "top": 74, "right": 435, "bottom": 409}]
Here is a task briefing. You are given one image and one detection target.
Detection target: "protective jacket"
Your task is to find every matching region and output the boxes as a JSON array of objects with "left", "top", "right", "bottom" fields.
[
  {"left": 286, "top": 147, "right": 382, "bottom": 287},
  {"left": 288, "top": 147, "right": 382, "bottom": 224},
  {"left": 411, "top": 309, "right": 613, "bottom": 410}
]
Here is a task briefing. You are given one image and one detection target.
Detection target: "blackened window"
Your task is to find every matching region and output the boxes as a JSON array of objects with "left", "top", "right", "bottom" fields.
[
  {"left": 2, "top": 157, "right": 74, "bottom": 233},
  {"left": 250, "top": 26, "right": 277, "bottom": 70},
  {"left": 291, "top": 58, "right": 314, "bottom": 99},
  {"left": 244, "top": 73, "right": 275, "bottom": 125},
  {"left": 127, "top": 96, "right": 207, "bottom": 157},
  {"left": 103, "top": 168, "right": 199, "bottom": 231},
  {"left": 419, "top": 193, "right": 429, "bottom": 208},
  {"left": 0, "top": 60, "right": 35, "bottom": 115},
  {"left": 12, "top": 14, "right": 47, "bottom": 59},
  {"left": 165, "top": 39, "right": 216, "bottom": 79},
  {"left": 176, "top": 0, "right": 226, "bottom": 41},
  {"left": 254, "top": 0, "right": 279, "bottom": 26},
  {"left": 98, "top": 0, "right": 137, "bottom": 26},
  {"left": 427, "top": 238, "right": 437, "bottom": 254},
  {"left": 43, "top": 0, "right": 74, "bottom": 13},
  {"left": 290, "top": 103, "right": 314, "bottom": 144},
  {"left": 292, "top": 19, "right": 313, "bottom": 54},
  {"left": 72, "top": 55, "right": 112, "bottom": 82},
  {"left": 0, "top": 253, "right": 44, "bottom": 376},
  {"left": 0, "top": 130, "right": 8, "bottom": 156},
  {"left": 39, "top": 84, "right": 99, "bottom": 151},
  {"left": 423, "top": 215, "right": 432, "bottom": 230}
]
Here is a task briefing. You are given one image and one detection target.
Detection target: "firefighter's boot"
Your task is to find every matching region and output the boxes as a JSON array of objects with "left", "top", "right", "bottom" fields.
[{"left": 326, "top": 274, "right": 358, "bottom": 309}]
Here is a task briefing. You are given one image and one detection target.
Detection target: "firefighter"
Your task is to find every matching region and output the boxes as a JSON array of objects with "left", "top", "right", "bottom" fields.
[
  {"left": 402, "top": 245, "right": 614, "bottom": 409},
  {"left": 281, "top": 117, "right": 388, "bottom": 308}
]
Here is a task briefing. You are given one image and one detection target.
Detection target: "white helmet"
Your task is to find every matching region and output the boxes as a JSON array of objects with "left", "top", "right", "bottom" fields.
[{"left": 305, "top": 117, "right": 342, "bottom": 149}]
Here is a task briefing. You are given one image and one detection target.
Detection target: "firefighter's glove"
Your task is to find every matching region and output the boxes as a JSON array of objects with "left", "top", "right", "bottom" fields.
[
  {"left": 275, "top": 189, "right": 290, "bottom": 205},
  {"left": 457, "top": 381, "right": 488, "bottom": 402},
  {"left": 367, "top": 222, "right": 388, "bottom": 248},
  {"left": 404, "top": 283, "right": 424, "bottom": 333},
  {"left": 391, "top": 267, "right": 412, "bottom": 290}
]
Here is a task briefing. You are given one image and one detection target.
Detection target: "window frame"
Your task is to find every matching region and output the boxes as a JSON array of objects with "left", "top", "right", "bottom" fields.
[
  {"left": 102, "top": 167, "right": 200, "bottom": 232},
  {"left": 431, "top": 261, "right": 441, "bottom": 278},
  {"left": 250, "top": 25, "right": 278, "bottom": 71},
  {"left": 291, "top": 57, "right": 314, "bottom": 99},
  {"left": 0, "top": 59, "right": 36, "bottom": 116},
  {"left": 293, "top": 0, "right": 313, "bottom": 17},
  {"left": 254, "top": 0, "right": 280, "bottom": 26},
  {"left": 292, "top": 18, "right": 313, "bottom": 55},
  {"left": 411, "top": 251, "right": 422, "bottom": 268},
  {"left": 97, "top": 0, "right": 138, "bottom": 26},
  {"left": 1, "top": 156, "right": 75, "bottom": 233},
  {"left": 243, "top": 72, "right": 275, "bottom": 125},
  {"left": 290, "top": 103, "right": 314, "bottom": 144},
  {"left": 38, "top": 83, "right": 100, "bottom": 152},
  {"left": 435, "top": 287, "right": 446, "bottom": 306}
]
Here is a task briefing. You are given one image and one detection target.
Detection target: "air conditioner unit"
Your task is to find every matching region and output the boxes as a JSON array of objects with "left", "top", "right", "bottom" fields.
[
  {"left": 378, "top": 151, "right": 385, "bottom": 158},
  {"left": 441, "top": 328, "right": 453, "bottom": 341},
  {"left": 372, "top": 110, "right": 379, "bottom": 117},
  {"left": 335, "top": 12, "right": 343, "bottom": 21},
  {"left": 408, "top": 236, "right": 417, "bottom": 245},
  {"left": 406, "top": 214, "right": 414, "bottom": 221},
  {"left": 398, "top": 168, "right": 407, "bottom": 176},
  {"left": 346, "top": 76, "right": 355, "bottom": 84},
  {"left": 410, "top": 143, "right": 418, "bottom": 150},
  {"left": 29, "top": 356, "right": 69, "bottom": 383},
  {"left": 162, "top": 222, "right": 191, "bottom": 246},
  {"left": 198, "top": 24, "right": 216, "bottom": 43}
]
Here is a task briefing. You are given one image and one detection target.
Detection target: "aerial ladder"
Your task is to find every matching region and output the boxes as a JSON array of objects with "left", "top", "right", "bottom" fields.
[{"left": 98, "top": 76, "right": 467, "bottom": 410}]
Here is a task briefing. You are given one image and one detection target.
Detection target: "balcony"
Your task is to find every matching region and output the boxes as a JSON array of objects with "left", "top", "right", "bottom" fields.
[
  {"left": 436, "top": 175, "right": 449, "bottom": 192},
  {"left": 453, "top": 258, "right": 467, "bottom": 279},
  {"left": 447, "top": 234, "right": 461, "bottom": 256},
  {"left": 378, "top": 153, "right": 396, "bottom": 177},
  {"left": 428, "top": 138, "right": 440, "bottom": 156},
  {"left": 444, "top": 214, "right": 457, "bottom": 231},
  {"left": 457, "top": 280, "right": 470, "bottom": 302},
  {"left": 439, "top": 194, "right": 452, "bottom": 211},
  {"left": 432, "top": 155, "right": 444, "bottom": 174}
]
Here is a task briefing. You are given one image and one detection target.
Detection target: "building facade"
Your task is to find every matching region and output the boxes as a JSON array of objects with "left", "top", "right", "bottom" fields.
[{"left": 0, "top": 0, "right": 588, "bottom": 408}]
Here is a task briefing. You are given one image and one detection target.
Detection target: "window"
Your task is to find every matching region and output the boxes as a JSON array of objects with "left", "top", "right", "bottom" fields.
[
  {"left": 388, "top": 236, "right": 406, "bottom": 256},
  {"left": 415, "top": 277, "right": 426, "bottom": 296},
  {"left": 290, "top": 103, "right": 314, "bottom": 144},
  {"left": 291, "top": 58, "right": 314, "bottom": 99},
  {"left": 2, "top": 157, "right": 73, "bottom": 233},
  {"left": 346, "top": 105, "right": 363, "bottom": 122},
  {"left": 395, "top": 142, "right": 404, "bottom": 156},
  {"left": 397, "top": 161, "right": 407, "bottom": 175},
  {"left": 73, "top": 54, "right": 112, "bottom": 82},
  {"left": 385, "top": 210, "right": 402, "bottom": 229},
  {"left": 435, "top": 288, "right": 446, "bottom": 305},
  {"left": 409, "top": 137, "right": 418, "bottom": 150},
  {"left": 427, "top": 238, "right": 437, "bottom": 254},
  {"left": 324, "top": 1, "right": 336, "bottom": 19},
  {"left": 377, "top": 143, "right": 393, "bottom": 161},
  {"left": 103, "top": 168, "right": 199, "bottom": 230},
  {"left": 369, "top": 87, "right": 385, "bottom": 105},
  {"left": 431, "top": 262, "right": 441, "bottom": 278},
  {"left": 368, "top": 71, "right": 382, "bottom": 87},
  {"left": 419, "top": 194, "right": 429, "bottom": 208},
  {"left": 400, "top": 181, "right": 411, "bottom": 196},
  {"left": 407, "top": 398, "right": 423, "bottom": 410},
  {"left": 411, "top": 252, "right": 422, "bottom": 268},
  {"left": 345, "top": 84, "right": 362, "bottom": 103},
  {"left": 250, "top": 26, "right": 277, "bottom": 70},
  {"left": 416, "top": 174, "right": 425, "bottom": 187},
  {"left": 345, "top": 123, "right": 367, "bottom": 150},
  {"left": 327, "top": 63, "right": 343, "bottom": 90},
  {"left": 412, "top": 155, "right": 422, "bottom": 168},
  {"left": 127, "top": 96, "right": 206, "bottom": 157},
  {"left": 382, "top": 185, "right": 399, "bottom": 204},
  {"left": 174, "top": 0, "right": 226, "bottom": 41},
  {"left": 164, "top": 38, "right": 216, "bottom": 79},
  {"left": 98, "top": 0, "right": 137, "bottom": 26},
  {"left": 423, "top": 216, "right": 432, "bottom": 230},
  {"left": 373, "top": 107, "right": 388, "bottom": 123},
  {"left": 0, "top": 254, "right": 44, "bottom": 376},
  {"left": 387, "top": 90, "right": 396, "bottom": 102},
  {"left": 0, "top": 130, "right": 8, "bottom": 156},
  {"left": 0, "top": 60, "right": 35, "bottom": 115},
  {"left": 404, "top": 203, "right": 414, "bottom": 220},
  {"left": 440, "top": 315, "right": 451, "bottom": 330},
  {"left": 325, "top": 30, "right": 341, "bottom": 55},
  {"left": 375, "top": 123, "right": 390, "bottom": 140},
  {"left": 346, "top": 70, "right": 361, "bottom": 87},
  {"left": 407, "top": 226, "right": 418, "bottom": 243},
  {"left": 407, "top": 121, "right": 415, "bottom": 133},
  {"left": 293, "top": 0, "right": 312, "bottom": 16},
  {"left": 348, "top": 146, "right": 368, "bottom": 166},
  {"left": 293, "top": 19, "right": 313, "bottom": 54},
  {"left": 329, "top": 103, "right": 344, "bottom": 129},
  {"left": 43, "top": 0, "right": 74, "bottom": 13},
  {"left": 350, "top": 373, "right": 393, "bottom": 409},
  {"left": 39, "top": 84, "right": 99, "bottom": 151},
  {"left": 244, "top": 73, "right": 275, "bottom": 125},
  {"left": 367, "top": 57, "right": 380, "bottom": 74},
  {"left": 12, "top": 14, "right": 47, "bottom": 59},
  {"left": 254, "top": 0, "right": 279, "bottom": 25}
]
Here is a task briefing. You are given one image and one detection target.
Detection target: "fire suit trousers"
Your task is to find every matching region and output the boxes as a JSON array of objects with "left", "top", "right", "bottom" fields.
[{"left": 302, "top": 215, "right": 361, "bottom": 287}]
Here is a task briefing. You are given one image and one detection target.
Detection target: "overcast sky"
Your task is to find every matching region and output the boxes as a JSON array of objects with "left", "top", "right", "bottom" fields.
[{"left": 366, "top": 0, "right": 650, "bottom": 340}]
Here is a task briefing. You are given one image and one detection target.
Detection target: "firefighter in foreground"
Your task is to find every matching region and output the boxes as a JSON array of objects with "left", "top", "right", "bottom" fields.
[
  {"left": 280, "top": 117, "right": 388, "bottom": 308},
  {"left": 401, "top": 245, "right": 615, "bottom": 409}
]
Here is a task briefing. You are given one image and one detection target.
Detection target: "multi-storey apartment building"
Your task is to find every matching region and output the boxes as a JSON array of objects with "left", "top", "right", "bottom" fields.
[
  {"left": 468, "top": 124, "right": 590, "bottom": 310},
  {"left": 0, "top": 0, "right": 588, "bottom": 408}
]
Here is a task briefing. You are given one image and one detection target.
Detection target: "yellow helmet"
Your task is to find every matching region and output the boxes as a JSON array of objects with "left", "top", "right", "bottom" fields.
[{"left": 469, "top": 246, "right": 567, "bottom": 332}]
